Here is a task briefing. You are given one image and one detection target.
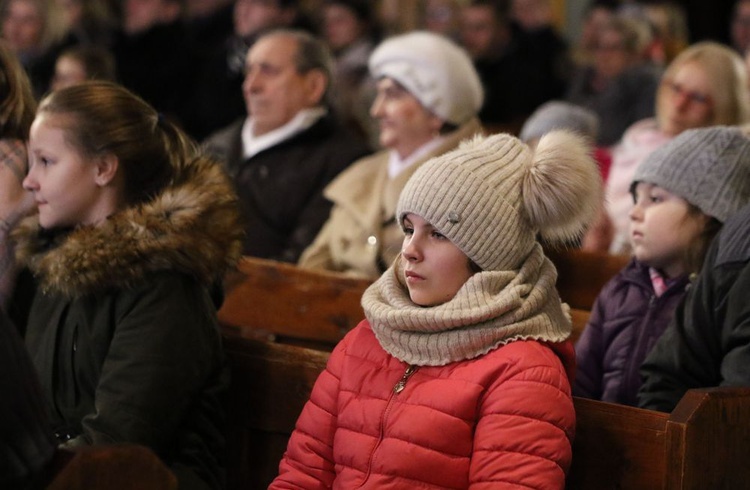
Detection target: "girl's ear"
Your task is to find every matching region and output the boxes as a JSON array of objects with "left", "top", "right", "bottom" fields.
[{"left": 94, "top": 153, "right": 119, "bottom": 187}]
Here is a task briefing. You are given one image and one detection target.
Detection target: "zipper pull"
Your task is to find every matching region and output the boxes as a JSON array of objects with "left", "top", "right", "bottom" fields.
[{"left": 393, "top": 365, "right": 417, "bottom": 394}]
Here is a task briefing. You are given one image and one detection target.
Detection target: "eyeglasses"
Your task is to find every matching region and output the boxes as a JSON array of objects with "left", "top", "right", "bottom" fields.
[{"left": 664, "top": 80, "right": 712, "bottom": 106}]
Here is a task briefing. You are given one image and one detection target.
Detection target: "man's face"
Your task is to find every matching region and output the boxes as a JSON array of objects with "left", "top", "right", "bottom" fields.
[
  {"left": 242, "top": 35, "right": 323, "bottom": 136},
  {"left": 460, "top": 5, "right": 500, "bottom": 60}
]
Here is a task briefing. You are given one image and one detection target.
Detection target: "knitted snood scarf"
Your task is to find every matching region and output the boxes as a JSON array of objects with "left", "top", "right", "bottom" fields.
[{"left": 361, "top": 243, "right": 571, "bottom": 366}]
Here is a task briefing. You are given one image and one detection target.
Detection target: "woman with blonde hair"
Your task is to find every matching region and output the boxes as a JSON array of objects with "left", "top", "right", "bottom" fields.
[{"left": 589, "top": 41, "right": 750, "bottom": 254}]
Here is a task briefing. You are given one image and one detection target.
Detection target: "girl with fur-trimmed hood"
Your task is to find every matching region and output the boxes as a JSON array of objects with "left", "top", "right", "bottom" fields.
[
  {"left": 271, "top": 131, "right": 602, "bottom": 489},
  {"left": 8, "top": 81, "right": 243, "bottom": 490}
]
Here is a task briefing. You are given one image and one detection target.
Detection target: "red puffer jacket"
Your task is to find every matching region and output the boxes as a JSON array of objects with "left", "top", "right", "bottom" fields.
[{"left": 270, "top": 320, "right": 576, "bottom": 489}]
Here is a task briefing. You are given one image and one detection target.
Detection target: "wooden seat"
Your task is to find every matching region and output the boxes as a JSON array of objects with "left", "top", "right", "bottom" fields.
[
  {"left": 546, "top": 247, "right": 629, "bottom": 342},
  {"left": 219, "top": 256, "right": 371, "bottom": 349},
  {"left": 546, "top": 247, "right": 629, "bottom": 311},
  {"left": 218, "top": 254, "right": 615, "bottom": 347},
  {"left": 222, "top": 335, "right": 750, "bottom": 490},
  {"left": 222, "top": 334, "right": 329, "bottom": 490},
  {"left": 568, "top": 387, "right": 750, "bottom": 489}
]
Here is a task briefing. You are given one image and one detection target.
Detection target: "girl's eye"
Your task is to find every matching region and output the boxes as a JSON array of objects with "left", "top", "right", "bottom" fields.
[
  {"left": 431, "top": 230, "right": 446, "bottom": 240},
  {"left": 649, "top": 194, "right": 663, "bottom": 204},
  {"left": 402, "top": 226, "right": 414, "bottom": 236}
]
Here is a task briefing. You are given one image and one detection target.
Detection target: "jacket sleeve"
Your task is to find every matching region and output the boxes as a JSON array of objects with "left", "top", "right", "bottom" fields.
[
  {"left": 270, "top": 335, "right": 348, "bottom": 489},
  {"left": 70, "top": 274, "right": 222, "bottom": 451},
  {"left": 297, "top": 213, "right": 337, "bottom": 272},
  {"left": 639, "top": 246, "right": 750, "bottom": 412},
  {"left": 572, "top": 279, "right": 616, "bottom": 400},
  {"left": 469, "top": 344, "right": 575, "bottom": 489},
  {"left": 279, "top": 193, "right": 336, "bottom": 265}
]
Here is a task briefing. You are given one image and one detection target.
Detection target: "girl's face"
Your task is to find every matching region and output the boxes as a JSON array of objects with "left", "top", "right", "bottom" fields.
[
  {"left": 370, "top": 78, "right": 443, "bottom": 159},
  {"left": 629, "top": 182, "right": 708, "bottom": 278},
  {"left": 658, "top": 61, "right": 714, "bottom": 136},
  {"left": 400, "top": 213, "right": 474, "bottom": 307},
  {"left": 24, "top": 113, "right": 111, "bottom": 229}
]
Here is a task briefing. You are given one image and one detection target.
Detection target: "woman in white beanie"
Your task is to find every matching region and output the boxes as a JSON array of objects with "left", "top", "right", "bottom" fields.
[
  {"left": 271, "top": 130, "right": 602, "bottom": 489},
  {"left": 298, "top": 30, "right": 484, "bottom": 279}
]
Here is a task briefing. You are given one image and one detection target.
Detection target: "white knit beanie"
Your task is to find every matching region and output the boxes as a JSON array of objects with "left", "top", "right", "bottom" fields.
[
  {"left": 632, "top": 126, "right": 750, "bottom": 222},
  {"left": 397, "top": 131, "right": 602, "bottom": 271},
  {"left": 368, "top": 31, "right": 484, "bottom": 125}
]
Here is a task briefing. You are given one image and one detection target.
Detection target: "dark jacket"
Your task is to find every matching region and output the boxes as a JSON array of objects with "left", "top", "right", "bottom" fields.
[
  {"left": 639, "top": 204, "right": 750, "bottom": 412},
  {"left": 204, "top": 113, "right": 370, "bottom": 263},
  {"left": 574, "top": 259, "right": 690, "bottom": 406},
  {"left": 566, "top": 62, "right": 662, "bottom": 146},
  {"left": 9, "top": 153, "right": 243, "bottom": 490},
  {"left": 0, "top": 308, "right": 56, "bottom": 489}
]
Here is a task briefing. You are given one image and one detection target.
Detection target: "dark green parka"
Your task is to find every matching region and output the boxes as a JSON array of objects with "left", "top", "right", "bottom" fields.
[{"left": 10, "top": 153, "right": 243, "bottom": 490}]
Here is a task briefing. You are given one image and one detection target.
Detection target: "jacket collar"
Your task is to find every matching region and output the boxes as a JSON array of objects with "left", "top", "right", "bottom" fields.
[
  {"left": 325, "top": 118, "right": 484, "bottom": 229},
  {"left": 13, "top": 154, "right": 243, "bottom": 297}
]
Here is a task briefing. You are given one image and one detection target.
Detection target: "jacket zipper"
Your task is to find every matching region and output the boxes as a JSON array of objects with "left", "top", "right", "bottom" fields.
[{"left": 357, "top": 365, "right": 418, "bottom": 488}]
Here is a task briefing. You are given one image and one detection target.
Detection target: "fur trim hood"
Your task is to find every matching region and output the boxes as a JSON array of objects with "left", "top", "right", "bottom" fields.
[{"left": 13, "top": 154, "right": 243, "bottom": 297}]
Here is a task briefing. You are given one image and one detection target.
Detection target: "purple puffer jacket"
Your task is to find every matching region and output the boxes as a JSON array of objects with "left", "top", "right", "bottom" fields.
[{"left": 573, "top": 259, "right": 690, "bottom": 406}]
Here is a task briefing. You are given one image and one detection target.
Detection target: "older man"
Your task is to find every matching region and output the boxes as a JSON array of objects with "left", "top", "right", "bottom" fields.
[{"left": 204, "top": 29, "right": 370, "bottom": 263}]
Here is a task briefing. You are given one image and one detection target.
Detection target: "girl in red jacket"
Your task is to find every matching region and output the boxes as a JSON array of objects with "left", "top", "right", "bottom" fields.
[{"left": 271, "top": 130, "right": 602, "bottom": 489}]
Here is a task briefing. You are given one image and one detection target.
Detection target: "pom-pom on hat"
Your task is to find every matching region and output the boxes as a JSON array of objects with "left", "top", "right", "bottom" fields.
[
  {"left": 368, "top": 31, "right": 484, "bottom": 126},
  {"left": 519, "top": 101, "right": 600, "bottom": 143},
  {"left": 632, "top": 126, "right": 750, "bottom": 222},
  {"left": 397, "top": 131, "right": 602, "bottom": 271}
]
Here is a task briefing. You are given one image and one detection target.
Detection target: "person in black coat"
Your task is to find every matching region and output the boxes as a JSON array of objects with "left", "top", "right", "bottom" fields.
[{"left": 204, "top": 29, "right": 371, "bottom": 263}]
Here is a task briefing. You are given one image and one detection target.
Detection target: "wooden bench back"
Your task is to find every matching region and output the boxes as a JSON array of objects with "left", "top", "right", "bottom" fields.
[
  {"left": 219, "top": 256, "right": 371, "bottom": 349},
  {"left": 222, "top": 334, "right": 329, "bottom": 490},
  {"left": 546, "top": 248, "right": 629, "bottom": 311},
  {"left": 569, "top": 387, "right": 750, "bottom": 489},
  {"left": 222, "top": 335, "right": 750, "bottom": 490},
  {"left": 217, "top": 254, "right": 608, "bottom": 348}
]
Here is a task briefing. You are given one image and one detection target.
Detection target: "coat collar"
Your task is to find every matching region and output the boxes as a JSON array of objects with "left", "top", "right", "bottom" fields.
[
  {"left": 13, "top": 154, "right": 243, "bottom": 297},
  {"left": 324, "top": 118, "right": 484, "bottom": 229}
]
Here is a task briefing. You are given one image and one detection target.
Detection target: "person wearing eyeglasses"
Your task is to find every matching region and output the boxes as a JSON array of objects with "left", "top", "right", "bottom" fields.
[{"left": 585, "top": 41, "right": 750, "bottom": 255}]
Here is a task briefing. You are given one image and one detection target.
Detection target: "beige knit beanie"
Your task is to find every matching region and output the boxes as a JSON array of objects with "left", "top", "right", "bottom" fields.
[{"left": 397, "top": 131, "right": 602, "bottom": 271}]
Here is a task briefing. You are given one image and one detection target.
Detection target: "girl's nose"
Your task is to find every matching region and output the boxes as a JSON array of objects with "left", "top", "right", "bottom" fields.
[{"left": 401, "top": 236, "right": 422, "bottom": 262}]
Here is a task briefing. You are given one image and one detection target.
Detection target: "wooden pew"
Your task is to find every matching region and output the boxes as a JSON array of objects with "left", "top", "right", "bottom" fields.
[
  {"left": 546, "top": 247, "right": 629, "bottom": 311},
  {"left": 222, "top": 334, "right": 329, "bottom": 490},
  {"left": 219, "top": 256, "right": 371, "bottom": 349},
  {"left": 568, "top": 388, "right": 750, "bottom": 489},
  {"left": 546, "top": 248, "right": 629, "bottom": 343},
  {"left": 218, "top": 254, "right": 603, "bottom": 347},
  {"left": 222, "top": 335, "right": 750, "bottom": 490}
]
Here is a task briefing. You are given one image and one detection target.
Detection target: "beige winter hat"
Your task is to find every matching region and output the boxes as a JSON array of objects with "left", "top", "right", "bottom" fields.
[{"left": 397, "top": 131, "right": 603, "bottom": 271}]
